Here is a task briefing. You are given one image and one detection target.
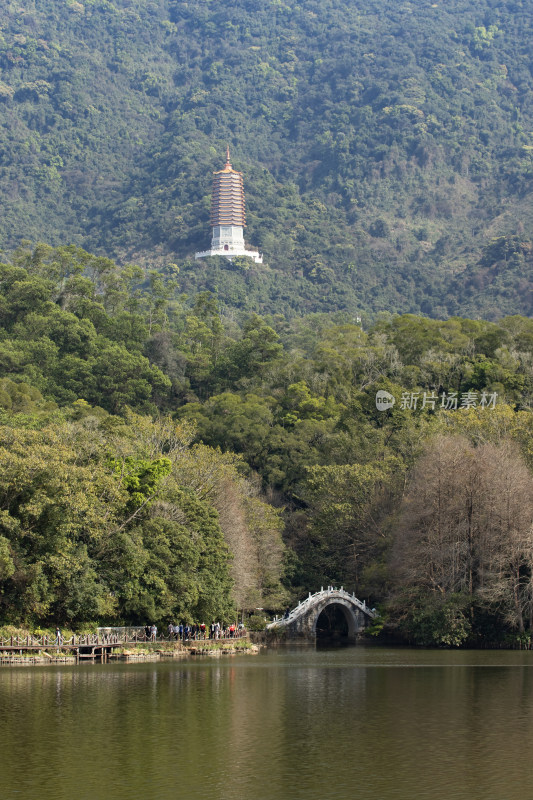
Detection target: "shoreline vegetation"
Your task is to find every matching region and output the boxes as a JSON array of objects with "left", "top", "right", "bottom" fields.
[
  {"left": 2, "top": 623, "right": 533, "bottom": 667},
  {"left": 3, "top": 636, "right": 533, "bottom": 668},
  {"left": 0, "top": 646, "right": 260, "bottom": 668}
]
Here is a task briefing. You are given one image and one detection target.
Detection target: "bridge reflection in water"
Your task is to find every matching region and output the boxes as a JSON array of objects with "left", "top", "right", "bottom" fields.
[{"left": 267, "top": 587, "right": 377, "bottom": 642}]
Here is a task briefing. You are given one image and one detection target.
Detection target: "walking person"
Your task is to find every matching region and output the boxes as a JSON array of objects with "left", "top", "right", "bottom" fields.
[{"left": 54, "top": 626, "right": 62, "bottom": 646}]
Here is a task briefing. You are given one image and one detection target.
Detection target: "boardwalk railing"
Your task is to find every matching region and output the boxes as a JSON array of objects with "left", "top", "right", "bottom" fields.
[
  {"left": 0, "top": 633, "right": 130, "bottom": 649},
  {"left": 0, "top": 630, "right": 248, "bottom": 651},
  {"left": 267, "top": 587, "right": 377, "bottom": 629}
]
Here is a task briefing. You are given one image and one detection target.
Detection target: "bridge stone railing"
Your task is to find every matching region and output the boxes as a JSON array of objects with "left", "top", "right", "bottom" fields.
[{"left": 267, "top": 587, "right": 377, "bottom": 633}]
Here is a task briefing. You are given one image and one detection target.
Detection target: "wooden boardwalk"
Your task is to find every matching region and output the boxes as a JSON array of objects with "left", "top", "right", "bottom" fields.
[{"left": 0, "top": 632, "right": 249, "bottom": 662}]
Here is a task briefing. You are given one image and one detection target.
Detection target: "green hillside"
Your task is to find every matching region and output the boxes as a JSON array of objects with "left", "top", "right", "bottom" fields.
[{"left": 1, "top": 0, "right": 532, "bottom": 317}]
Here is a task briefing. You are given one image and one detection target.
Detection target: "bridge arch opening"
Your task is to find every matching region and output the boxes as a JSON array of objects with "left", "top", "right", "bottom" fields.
[{"left": 315, "top": 603, "right": 356, "bottom": 641}]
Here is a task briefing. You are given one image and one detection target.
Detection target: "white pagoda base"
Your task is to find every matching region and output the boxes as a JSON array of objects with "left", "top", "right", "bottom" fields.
[{"left": 195, "top": 245, "right": 263, "bottom": 264}]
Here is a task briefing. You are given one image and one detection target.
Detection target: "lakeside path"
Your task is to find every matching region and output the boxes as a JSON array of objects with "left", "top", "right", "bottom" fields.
[{"left": 0, "top": 635, "right": 259, "bottom": 666}]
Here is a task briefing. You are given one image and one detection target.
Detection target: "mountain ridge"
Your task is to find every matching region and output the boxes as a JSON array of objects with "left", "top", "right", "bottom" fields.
[{"left": 0, "top": 0, "right": 532, "bottom": 318}]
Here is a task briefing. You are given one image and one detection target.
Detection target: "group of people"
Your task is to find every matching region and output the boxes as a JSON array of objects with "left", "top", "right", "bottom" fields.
[{"left": 144, "top": 622, "right": 244, "bottom": 641}]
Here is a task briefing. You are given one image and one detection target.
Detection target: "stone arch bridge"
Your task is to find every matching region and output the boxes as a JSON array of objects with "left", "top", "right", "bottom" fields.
[{"left": 267, "top": 587, "right": 377, "bottom": 641}]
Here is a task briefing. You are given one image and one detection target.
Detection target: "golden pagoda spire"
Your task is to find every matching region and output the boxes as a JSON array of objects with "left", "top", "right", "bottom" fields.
[{"left": 223, "top": 145, "right": 232, "bottom": 171}]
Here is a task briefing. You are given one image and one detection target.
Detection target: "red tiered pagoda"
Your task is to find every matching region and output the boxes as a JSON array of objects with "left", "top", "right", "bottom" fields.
[{"left": 195, "top": 148, "right": 263, "bottom": 263}]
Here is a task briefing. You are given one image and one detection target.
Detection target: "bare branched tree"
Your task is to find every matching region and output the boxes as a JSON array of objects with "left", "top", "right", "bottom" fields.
[{"left": 394, "top": 435, "right": 533, "bottom": 632}]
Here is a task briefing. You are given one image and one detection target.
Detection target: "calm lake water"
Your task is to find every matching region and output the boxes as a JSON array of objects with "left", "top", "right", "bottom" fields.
[{"left": 1, "top": 646, "right": 533, "bottom": 800}]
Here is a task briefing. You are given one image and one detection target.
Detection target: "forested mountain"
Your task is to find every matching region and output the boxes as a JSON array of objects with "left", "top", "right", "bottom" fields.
[
  {"left": 1, "top": 0, "right": 532, "bottom": 318},
  {"left": 2, "top": 0, "right": 533, "bottom": 645}
]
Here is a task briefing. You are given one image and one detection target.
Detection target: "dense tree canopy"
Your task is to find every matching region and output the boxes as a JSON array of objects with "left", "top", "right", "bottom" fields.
[{"left": 2, "top": 245, "right": 533, "bottom": 643}]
